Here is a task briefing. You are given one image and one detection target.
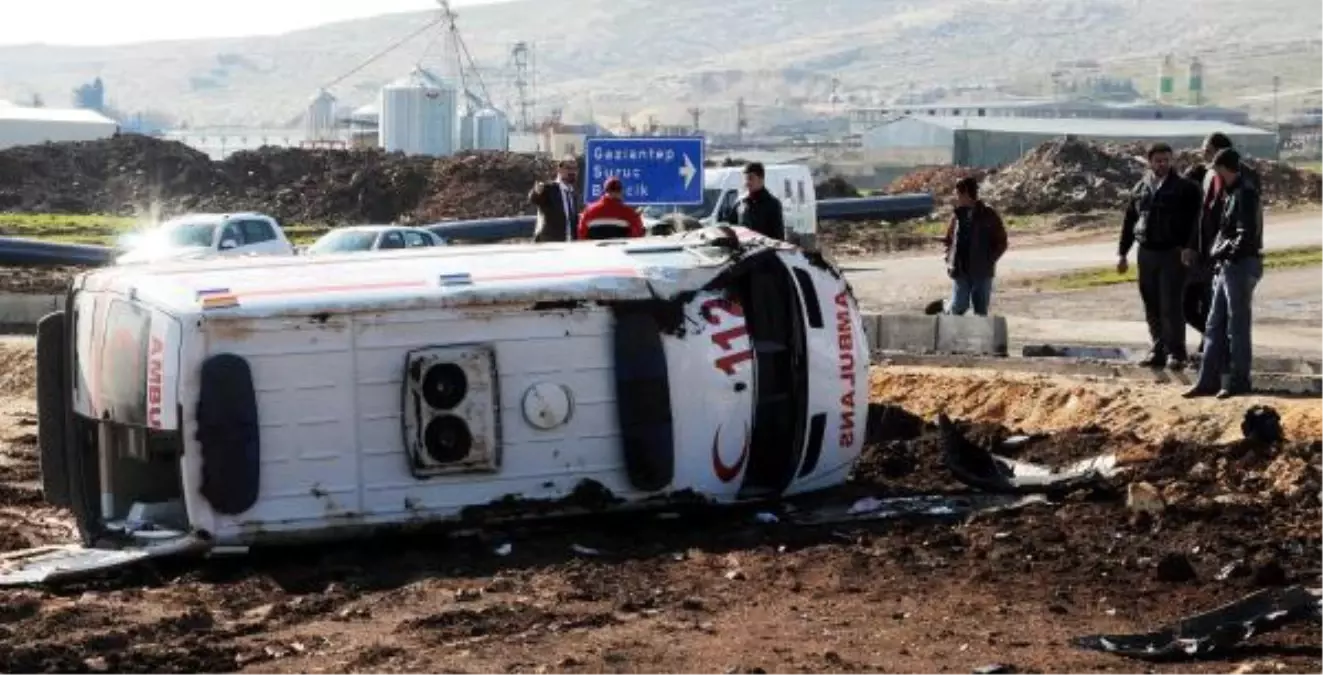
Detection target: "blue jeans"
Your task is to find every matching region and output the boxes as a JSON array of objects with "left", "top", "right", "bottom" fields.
[
  {"left": 1195, "top": 257, "right": 1262, "bottom": 391},
  {"left": 947, "top": 276, "right": 994, "bottom": 316}
]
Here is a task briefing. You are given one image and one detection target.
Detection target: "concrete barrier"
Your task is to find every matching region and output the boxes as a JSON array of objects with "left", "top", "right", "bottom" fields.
[
  {"left": 936, "top": 314, "right": 1008, "bottom": 356},
  {"left": 867, "top": 314, "right": 937, "bottom": 353},
  {"left": 0, "top": 293, "right": 63, "bottom": 332},
  {"left": 863, "top": 313, "right": 1010, "bottom": 356}
]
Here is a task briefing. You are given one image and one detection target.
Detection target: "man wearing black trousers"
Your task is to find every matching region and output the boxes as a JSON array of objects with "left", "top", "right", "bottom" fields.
[{"left": 1117, "top": 143, "right": 1202, "bottom": 370}]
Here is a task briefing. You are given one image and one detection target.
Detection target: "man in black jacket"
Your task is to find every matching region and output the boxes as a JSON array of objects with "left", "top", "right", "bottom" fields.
[
  {"left": 528, "top": 156, "right": 580, "bottom": 243},
  {"left": 1117, "top": 143, "right": 1203, "bottom": 369},
  {"left": 721, "top": 162, "right": 786, "bottom": 240},
  {"left": 1184, "top": 148, "right": 1264, "bottom": 399}
]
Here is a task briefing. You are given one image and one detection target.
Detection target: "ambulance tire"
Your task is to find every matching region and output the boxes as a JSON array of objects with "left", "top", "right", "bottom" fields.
[{"left": 36, "top": 311, "right": 71, "bottom": 508}]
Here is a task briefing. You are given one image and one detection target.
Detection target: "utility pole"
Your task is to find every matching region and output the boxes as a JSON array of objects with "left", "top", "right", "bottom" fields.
[
  {"left": 1272, "top": 75, "right": 1281, "bottom": 130},
  {"left": 736, "top": 97, "right": 748, "bottom": 143},
  {"left": 687, "top": 107, "right": 702, "bottom": 133}
]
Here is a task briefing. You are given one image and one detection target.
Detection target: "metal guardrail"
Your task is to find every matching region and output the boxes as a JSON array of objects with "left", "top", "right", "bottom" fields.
[
  {"left": 426, "top": 193, "right": 938, "bottom": 243},
  {"left": 0, "top": 237, "right": 115, "bottom": 267},
  {"left": 1, "top": 194, "right": 939, "bottom": 265}
]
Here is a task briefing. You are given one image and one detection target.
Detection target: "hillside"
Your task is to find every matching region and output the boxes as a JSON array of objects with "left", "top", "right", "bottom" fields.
[{"left": 0, "top": 0, "right": 1317, "bottom": 129}]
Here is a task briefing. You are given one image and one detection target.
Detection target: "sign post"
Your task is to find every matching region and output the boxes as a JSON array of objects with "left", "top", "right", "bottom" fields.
[{"left": 582, "top": 136, "right": 705, "bottom": 206}]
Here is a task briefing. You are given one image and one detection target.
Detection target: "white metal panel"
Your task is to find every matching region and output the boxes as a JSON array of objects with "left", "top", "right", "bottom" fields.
[
  {"left": 196, "top": 306, "right": 638, "bottom": 541},
  {"left": 379, "top": 67, "right": 459, "bottom": 157},
  {"left": 473, "top": 108, "right": 509, "bottom": 151},
  {"left": 0, "top": 106, "right": 117, "bottom": 150},
  {"left": 304, "top": 90, "right": 338, "bottom": 142}
]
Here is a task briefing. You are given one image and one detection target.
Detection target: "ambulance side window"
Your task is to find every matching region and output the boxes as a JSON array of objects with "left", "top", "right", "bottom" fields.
[
  {"left": 796, "top": 181, "right": 806, "bottom": 205},
  {"left": 783, "top": 179, "right": 793, "bottom": 200}
]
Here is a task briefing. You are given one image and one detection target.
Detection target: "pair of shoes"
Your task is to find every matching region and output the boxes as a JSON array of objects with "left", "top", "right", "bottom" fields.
[
  {"left": 1138, "top": 353, "right": 1167, "bottom": 368},
  {"left": 1182, "top": 386, "right": 1218, "bottom": 399},
  {"left": 1168, "top": 356, "right": 1188, "bottom": 371},
  {"left": 1216, "top": 386, "right": 1252, "bottom": 400}
]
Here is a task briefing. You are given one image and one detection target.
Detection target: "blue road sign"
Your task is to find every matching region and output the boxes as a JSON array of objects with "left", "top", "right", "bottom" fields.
[{"left": 583, "top": 136, "right": 705, "bottom": 206}]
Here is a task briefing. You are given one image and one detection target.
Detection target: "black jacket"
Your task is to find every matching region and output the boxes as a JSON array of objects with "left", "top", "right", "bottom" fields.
[
  {"left": 1119, "top": 172, "right": 1201, "bottom": 256},
  {"left": 1210, "top": 177, "right": 1263, "bottom": 263},
  {"left": 528, "top": 180, "right": 580, "bottom": 242},
  {"left": 722, "top": 187, "right": 785, "bottom": 240}
]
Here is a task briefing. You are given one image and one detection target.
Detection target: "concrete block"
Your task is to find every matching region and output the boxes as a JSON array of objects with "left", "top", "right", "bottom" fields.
[
  {"left": 0, "top": 293, "right": 61, "bottom": 328},
  {"left": 935, "top": 314, "right": 1008, "bottom": 356},
  {"left": 868, "top": 314, "right": 937, "bottom": 353}
]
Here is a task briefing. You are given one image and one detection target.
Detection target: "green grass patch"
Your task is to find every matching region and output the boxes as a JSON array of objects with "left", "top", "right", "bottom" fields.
[
  {"left": 1290, "top": 160, "right": 1322, "bottom": 174},
  {"left": 0, "top": 213, "right": 331, "bottom": 246},
  {"left": 1033, "top": 246, "right": 1323, "bottom": 291}
]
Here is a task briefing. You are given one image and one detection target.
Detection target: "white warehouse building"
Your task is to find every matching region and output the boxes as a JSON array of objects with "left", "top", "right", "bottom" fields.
[
  {"left": 860, "top": 116, "right": 1279, "bottom": 168},
  {"left": 0, "top": 104, "right": 119, "bottom": 151}
]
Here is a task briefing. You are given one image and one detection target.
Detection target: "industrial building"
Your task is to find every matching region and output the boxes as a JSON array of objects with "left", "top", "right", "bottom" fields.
[
  {"left": 847, "top": 99, "right": 1251, "bottom": 134},
  {"left": 0, "top": 104, "right": 118, "bottom": 151},
  {"left": 860, "top": 117, "right": 1278, "bottom": 168}
]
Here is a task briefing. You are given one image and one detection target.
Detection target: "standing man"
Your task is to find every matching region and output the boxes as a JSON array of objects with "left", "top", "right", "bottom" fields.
[
  {"left": 528, "top": 155, "right": 580, "bottom": 243},
  {"left": 1117, "top": 143, "right": 1202, "bottom": 369},
  {"left": 940, "top": 176, "right": 1008, "bottom": 316},
  {"left": 1184, "top": 149, "right": 1264, "bottom": 399},
  {"left": 1181, "top": 133, "right": 1261, "bottom": 354},
  {"left": 721, "top": 162, "right": 786, "bottom": 240},
  {"left": 578, "top": 177, "right": 645, "bottom": 240}
]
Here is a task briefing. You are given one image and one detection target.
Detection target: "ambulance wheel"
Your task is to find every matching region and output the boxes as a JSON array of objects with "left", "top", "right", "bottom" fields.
[{"left": 36, "top": 311, "right": 70, "bottom": 507}]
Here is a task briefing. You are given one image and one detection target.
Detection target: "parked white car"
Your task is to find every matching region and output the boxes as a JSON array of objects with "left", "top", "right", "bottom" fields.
[
  {"left": 11, "top": 225, "right": 869, "bottom": 583},
  {"left": 115, "top": 213, "right": 294, "bottom": 265},
  {"left": 305, "top": 225, "right": 446, "bottom": 256}
]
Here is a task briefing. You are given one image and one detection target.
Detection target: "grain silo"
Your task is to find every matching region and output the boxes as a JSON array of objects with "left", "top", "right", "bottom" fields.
[
  {"left": 473, "top": 107, "right": 509, "bottom": 150},
  {"left": 1156, "top": 54, "right": 1175, "bottom": 103},
  {"left": 305, "top": 89, "right": 338, "bottom": 142},
  {"left": 1187, "top": 57, "right": 1204, "bottom": 105},
  {"left": 459, "top": 108, "right": 476, "bottom": 151},
  {"left": 379, "top": 67, "right": 459, "bottom": 156}
]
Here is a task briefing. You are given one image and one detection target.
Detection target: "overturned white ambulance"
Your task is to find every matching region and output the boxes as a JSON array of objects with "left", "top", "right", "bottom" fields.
[{"left": 7, "top": 226, "right": 869, "bottom": 582}]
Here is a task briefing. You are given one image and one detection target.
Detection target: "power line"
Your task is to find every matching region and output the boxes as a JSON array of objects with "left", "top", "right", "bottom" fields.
[{"left": 321, "top": 15, "right": 445, "bottom": 92}]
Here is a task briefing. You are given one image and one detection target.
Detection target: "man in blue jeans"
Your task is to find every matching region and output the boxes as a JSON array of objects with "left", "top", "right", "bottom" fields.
[
  {"left": 1183, "top": 148, "right": 1264, "bottom": 399},
  {"left": 941, "top": 177, "right": 1008, "bottom": 316}
]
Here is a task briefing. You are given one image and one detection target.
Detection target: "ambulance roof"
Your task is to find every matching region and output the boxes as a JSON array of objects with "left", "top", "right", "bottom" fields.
[{"left": 78, "top": 235, "right": 751, "bottom": 319}]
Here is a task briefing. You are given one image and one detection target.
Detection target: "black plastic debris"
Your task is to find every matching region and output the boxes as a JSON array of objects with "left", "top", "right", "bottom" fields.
[
  {"left": 1241, "top": 405, "right": 1284, "bottom": 445},
  {"left": 1072, "top": 585, "right": 1323, "bottom": 661},
  {"left": 937, "top": 414, "right": 1118, "bottom": 494}
]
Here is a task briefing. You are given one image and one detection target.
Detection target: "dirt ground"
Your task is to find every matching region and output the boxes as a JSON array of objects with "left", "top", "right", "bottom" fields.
[{"left": 0, "top": 346, "right": 1319, "bottom": 673}]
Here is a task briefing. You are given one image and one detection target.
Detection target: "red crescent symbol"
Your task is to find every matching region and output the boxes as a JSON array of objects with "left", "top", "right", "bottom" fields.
[{"left": 712, "top": 422, "right": 751, "bottom": 483}]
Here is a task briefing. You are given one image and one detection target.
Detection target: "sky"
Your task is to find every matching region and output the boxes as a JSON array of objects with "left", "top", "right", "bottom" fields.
[{"left": 0, "top": 0, "right": 508, "bottom": 46}]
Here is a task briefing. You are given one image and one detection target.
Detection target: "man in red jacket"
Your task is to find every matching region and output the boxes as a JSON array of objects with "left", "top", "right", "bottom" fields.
[{"left": 578, "top": 177, "right": 645, "bottom": 240}]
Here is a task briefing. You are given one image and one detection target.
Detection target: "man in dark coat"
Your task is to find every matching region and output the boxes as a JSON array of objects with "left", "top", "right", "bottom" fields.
[
  {"left": 1181, "top": 132, "right": 1261, "bottom": 356},
  {"left": 721, "top": 162, "right": 786, "bottom": 240},
  {"left": 528, "top": 156, "right": 581, "bottom": 243},
  {"left": 940, "top": 176, "right": 1008, "bottom": 316},
  {"left": 1117, "top": 143, "right": 1202, "bottom": 369},
  {"left": 1184, "top": 148, "right": 1265, "bottom": 399}
]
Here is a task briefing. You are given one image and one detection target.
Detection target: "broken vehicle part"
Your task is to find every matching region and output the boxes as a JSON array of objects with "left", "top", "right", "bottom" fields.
[
  {"left": 937, "top": 414, "right": 1120, "bottom": 494},
  {"left": 1073, "top": 585, "right": 1323, "bottom": 661}
]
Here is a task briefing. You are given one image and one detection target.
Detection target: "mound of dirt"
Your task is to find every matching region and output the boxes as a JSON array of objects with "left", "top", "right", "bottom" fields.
[
  {"left": 0, "top": 341, "right": 36, "bottom": 399},
  {"left": 813, "top": 176, "right": 861, "bottom": 199},
  {"left": 981, "top": 139, "right": 1149, "bottom": 215},
  {"left": 0, "top": 135, "right": 559, "bottom": 226},
  {"left": 982, "top": 138, "right": 1323, "bottom": 216},
  {"left": 885, "top": 166, "right": 987, "bottom": 206},
  {"left": 870, "top": 365, "right": 1323, "bottom": 445}
]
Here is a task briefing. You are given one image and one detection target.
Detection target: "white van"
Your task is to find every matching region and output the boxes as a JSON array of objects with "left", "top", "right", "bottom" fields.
[
  {"left": 640, "top": 165, "right": 819, "bottom": 251},
  {"left": 6, "top": 226, "right": 869, "bottom": 583}
]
